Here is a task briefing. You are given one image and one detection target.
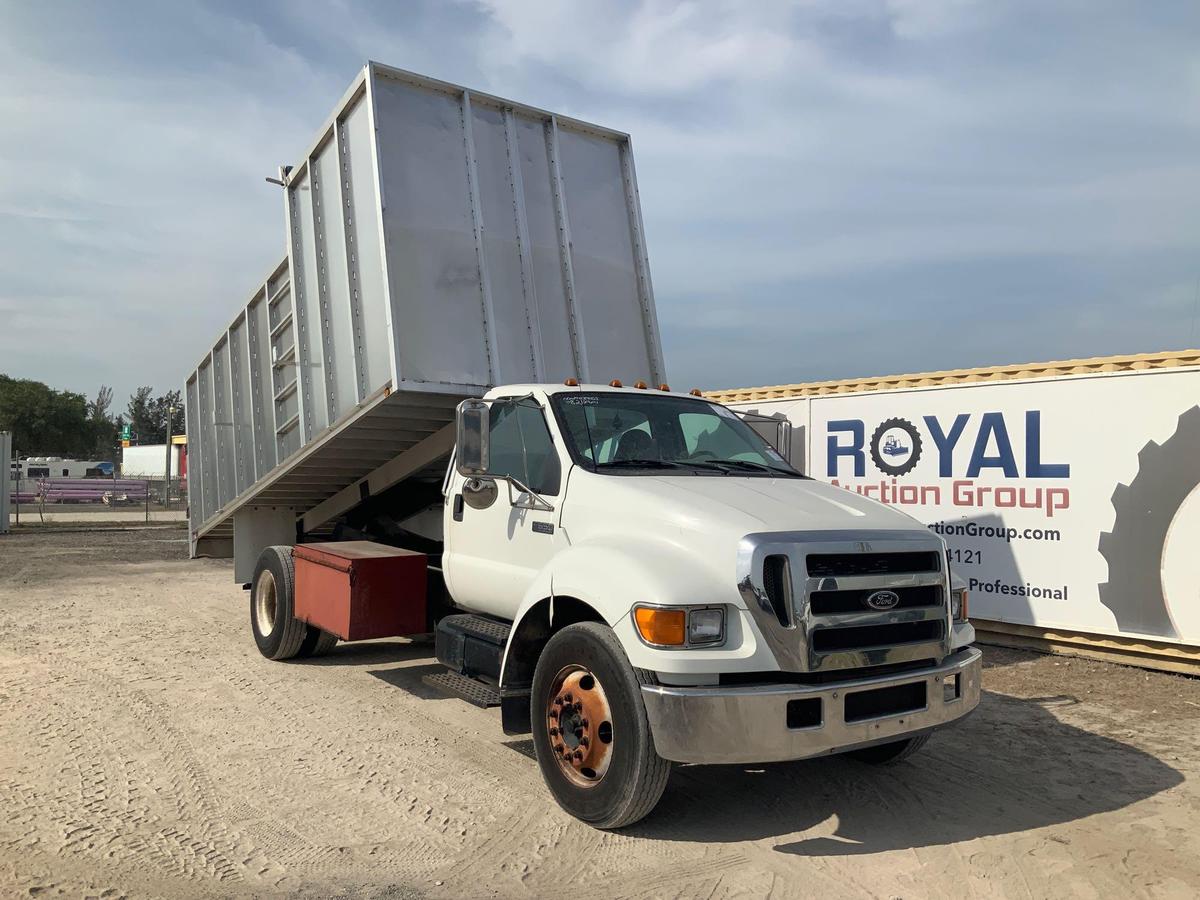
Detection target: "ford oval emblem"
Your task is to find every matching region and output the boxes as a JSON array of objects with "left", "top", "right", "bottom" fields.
[{"left": 866, "top": 589, "right": 900, "bottom": 611}]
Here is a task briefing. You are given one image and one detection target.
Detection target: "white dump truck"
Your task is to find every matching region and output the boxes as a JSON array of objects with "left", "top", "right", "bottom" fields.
[{"left": 186, "top": 62, "right": 980, "bottom": 829}]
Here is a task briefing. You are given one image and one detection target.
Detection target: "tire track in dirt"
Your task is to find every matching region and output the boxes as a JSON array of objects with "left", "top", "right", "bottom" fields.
[{"left": 0, "top": 659, "right": 282, "bottom": 893}]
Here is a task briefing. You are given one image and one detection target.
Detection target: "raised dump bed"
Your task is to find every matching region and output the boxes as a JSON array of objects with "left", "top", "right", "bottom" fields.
[{"left": 186, "top": 62, "right": 665, "bottom": 569}]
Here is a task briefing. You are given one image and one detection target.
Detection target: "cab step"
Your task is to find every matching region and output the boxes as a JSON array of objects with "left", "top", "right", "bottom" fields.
[
  {"left": 435, "top": 613, "right": 511, "bottom": 682},
  {"left": 422, "top": 670, "right": 501, "bottom": 708}
]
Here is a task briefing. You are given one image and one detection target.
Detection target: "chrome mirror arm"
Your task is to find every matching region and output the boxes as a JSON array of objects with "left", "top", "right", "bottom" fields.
[{"left": 504, "top": 476, "right": 555, "bottom": 512}]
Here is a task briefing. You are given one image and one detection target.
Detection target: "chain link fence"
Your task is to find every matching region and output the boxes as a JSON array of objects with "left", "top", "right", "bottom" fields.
[{"left": 7, "top": 474, "right": 187, "bottom": 525}]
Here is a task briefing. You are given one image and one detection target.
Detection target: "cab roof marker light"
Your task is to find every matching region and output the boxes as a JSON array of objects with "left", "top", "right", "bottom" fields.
[
  {"left": 634, "top": 380, "right": 648, "bottom": 389},
  {"left": 564, "top": 377, "right": 578, "bottom": 386},
  {"left": 658, "top": 383, "right": 670, "bottom": 391},
  {"left": 689, "top": 388, "right": 703, "bottom": 396},
  {"left": 609, "top": 379, "right": 623, "bottom": 388}
]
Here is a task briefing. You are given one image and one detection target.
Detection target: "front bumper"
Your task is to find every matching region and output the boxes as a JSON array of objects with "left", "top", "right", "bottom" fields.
[{"left": 640, "top": 647, "right": 981, "bottom": 764}]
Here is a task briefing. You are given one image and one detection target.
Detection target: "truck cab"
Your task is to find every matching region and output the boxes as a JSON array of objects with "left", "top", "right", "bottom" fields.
[{"left": 429, "top": 381, "right": 980, "bottom": 827}]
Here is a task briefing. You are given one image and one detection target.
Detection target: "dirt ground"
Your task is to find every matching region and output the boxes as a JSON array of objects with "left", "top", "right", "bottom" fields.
[
  {"left": 1, "top": 527, "right": 1198, "bottom": 899},
  {"left": 7, "top": 507, "right": 186, "bottom": 524}
]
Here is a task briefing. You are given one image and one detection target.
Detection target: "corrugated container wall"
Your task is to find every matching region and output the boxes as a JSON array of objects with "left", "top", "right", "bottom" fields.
[{"left": 186, "top": 62, "right": 665, "bottom": 549}]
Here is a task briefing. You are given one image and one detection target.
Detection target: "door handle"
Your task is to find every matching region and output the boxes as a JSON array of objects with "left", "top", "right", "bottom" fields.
[{"left": 453, "top": 494, "right": 464, "bottom": 522}]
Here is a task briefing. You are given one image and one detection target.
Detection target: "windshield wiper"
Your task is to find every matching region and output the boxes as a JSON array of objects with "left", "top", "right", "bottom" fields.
[
  {"left": 594, "top": 458, "right": 695, "bottom": 470},
  {"left": 686, "top": 459, "right": 806, "bottom": 478},
  {"left": 593, "top": 458, "right": 725, "bottom": 474}
]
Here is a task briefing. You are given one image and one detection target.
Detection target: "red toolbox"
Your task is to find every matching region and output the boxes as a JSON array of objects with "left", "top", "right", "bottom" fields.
[{"left": 292, "top": 541, "right": 428, "bottom": 641}]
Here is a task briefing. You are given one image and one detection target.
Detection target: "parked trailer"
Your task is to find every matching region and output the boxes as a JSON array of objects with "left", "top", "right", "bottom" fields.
[
  {"left": 188, "top": 62, "right": 980, "bottom": 829},
  {"left": 16, "top": 458, "right": 112, "bottom": 479},
  {"left": 121, "top": 444, "right": 185, "bottom": 480}
]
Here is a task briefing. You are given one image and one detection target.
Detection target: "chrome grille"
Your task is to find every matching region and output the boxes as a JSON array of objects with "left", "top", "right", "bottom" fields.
[
  {"left": 811, "top": 619, "right": 944, "bottom": 653},
  {"left": 809, "top": 584, "right": 942, "bottom": 616},
  {"left": 737, "top": 530, "right": 952, "bottom": 673},
  {"left": 806, "top": 551, "right": 940, "bottom": 577}
]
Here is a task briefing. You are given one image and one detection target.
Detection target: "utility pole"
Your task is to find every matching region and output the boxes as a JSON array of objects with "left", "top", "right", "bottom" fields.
[{"left": 164, "top": 404, "right": 175, "bottom": 509}]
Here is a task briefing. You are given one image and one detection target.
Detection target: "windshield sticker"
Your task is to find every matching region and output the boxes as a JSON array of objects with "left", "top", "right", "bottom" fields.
[{"left": 562, "top": 395, "right": 599, "bottom": 406}]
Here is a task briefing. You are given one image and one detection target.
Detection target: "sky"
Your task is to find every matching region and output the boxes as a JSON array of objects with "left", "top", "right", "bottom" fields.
[{"left": 2, "top": 0, "right": 1199, "bottom": 411}]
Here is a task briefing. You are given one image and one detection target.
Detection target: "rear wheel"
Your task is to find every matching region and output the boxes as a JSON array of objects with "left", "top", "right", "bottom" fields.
[
  {"left": 250, "top": 546, "right": 308, "bottom": 661},
  {"left": 531, "top": 622, "right": 670, "bottom": 829},
  {"left": 846, "top": 734, "right": 930, "bottom": 765},
  {"left": 296, "top": 626, "right": 339, "bottom": 658}
]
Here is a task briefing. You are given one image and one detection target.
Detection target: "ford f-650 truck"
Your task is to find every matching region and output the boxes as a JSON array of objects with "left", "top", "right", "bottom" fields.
[{"left": 186, "top": 62, "right": 980, "bottom": 829}]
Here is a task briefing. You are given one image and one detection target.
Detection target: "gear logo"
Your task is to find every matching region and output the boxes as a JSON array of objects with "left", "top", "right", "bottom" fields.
[
  {"left": 1098, "top": 405, "right": 1200, "bottom": 640},
  {"left": 870, "top": 417, "right": 923, "bottom": 476}
]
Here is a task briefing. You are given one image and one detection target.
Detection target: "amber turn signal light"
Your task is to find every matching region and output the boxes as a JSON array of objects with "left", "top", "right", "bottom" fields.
[{"left": 634, "top": 607, "right": 686, "bottom": 646}]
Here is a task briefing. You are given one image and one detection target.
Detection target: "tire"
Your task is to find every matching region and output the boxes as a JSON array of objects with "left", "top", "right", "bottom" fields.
[
  {"left": 250, "top": 546, "right": 308, "bottom": 661},
  {"left": 530, "top": 622, "right": 671, "bottom": 829},
  {"left": 846, "top": 734, "right": 930, "bottom": 765},
  {"left": 296, "top": 626, "right": 339, "bottom": 658}
]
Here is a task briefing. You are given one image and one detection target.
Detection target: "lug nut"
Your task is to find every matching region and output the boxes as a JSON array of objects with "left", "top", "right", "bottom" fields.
[
  {"left": 549, "top": 727, "right": 559, "bottom": 737},
  {"left": 554, "top": 743, "right": 564, "bottom": 753},
  {"left": 579, "top": 737, "right": 589, "bottom": 748},
  {"left": 573, "top": 750, "right": 584, "bottom": 760},
  {"left": 579, "top": 719, "right": 589, "bottom": 728},
  {"left": 554, "top": 697, "right": 563, "bottom": 706},
  {"left": 563, "top": 693, "right": 573, "bottom": 703}
]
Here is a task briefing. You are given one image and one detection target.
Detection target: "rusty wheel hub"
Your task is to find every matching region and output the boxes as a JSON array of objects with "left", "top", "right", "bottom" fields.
[{"left": 545, "top": 666, "right": 614, "bottom": 787}]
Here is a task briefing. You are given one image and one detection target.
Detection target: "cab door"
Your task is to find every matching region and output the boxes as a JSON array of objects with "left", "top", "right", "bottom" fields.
[{"left": 443, "top": 398, "right": 567, "bottom": 620}]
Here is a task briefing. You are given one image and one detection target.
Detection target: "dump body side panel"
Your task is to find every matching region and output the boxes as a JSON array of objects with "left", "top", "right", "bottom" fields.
[{"left": 187, "top": 63, "right": 664, "bottom": 553}]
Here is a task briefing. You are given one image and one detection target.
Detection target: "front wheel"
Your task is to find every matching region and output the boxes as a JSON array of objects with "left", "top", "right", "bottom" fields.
[{"left": 531, "top": 622, "right": 670, "bottom": 829}]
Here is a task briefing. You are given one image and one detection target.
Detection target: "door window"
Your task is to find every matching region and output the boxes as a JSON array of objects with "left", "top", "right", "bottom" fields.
[{"left": 489, "top": 401, "right": 561, "bottom": 496}]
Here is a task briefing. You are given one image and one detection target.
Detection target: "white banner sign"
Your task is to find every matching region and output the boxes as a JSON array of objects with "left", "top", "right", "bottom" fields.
[{"left": 734, "top": 369, "right": 1200, "bottom": 645}]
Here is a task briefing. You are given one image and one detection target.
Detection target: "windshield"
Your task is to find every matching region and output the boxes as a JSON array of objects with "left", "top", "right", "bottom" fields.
[{"left": 550, "top": 392, "right": 803, "bottom": 477}]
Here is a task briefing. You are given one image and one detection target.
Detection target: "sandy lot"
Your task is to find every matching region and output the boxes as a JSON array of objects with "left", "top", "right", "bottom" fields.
[
  {"left": 1, "top": 527, "right": 1198, "bottom": 899},
  {"left": 6, "top": 507, "right": 186, "bottom": 524}
]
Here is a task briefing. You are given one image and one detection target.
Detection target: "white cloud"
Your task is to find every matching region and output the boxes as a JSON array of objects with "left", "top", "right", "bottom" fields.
[
  {"left": 471, "top": 0, "right": 799, "bottom": 94},
  {"left": 0, "top": 0, "right": 1198, "bottom": 407}
]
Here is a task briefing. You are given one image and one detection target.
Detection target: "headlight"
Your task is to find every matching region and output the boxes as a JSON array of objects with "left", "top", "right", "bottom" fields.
[
  {"left": 633, "top": 605, "right": 725, "bottom": 647},
  {"left": 950, "top": 588, "right": 969, "bottom": 623},
  {"left": 687, "top": 608, "right": 725, "bottom": 644}
]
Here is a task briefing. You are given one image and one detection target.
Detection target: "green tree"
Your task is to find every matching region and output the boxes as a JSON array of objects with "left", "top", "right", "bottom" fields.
[
  {"left": 87, "top": 385, "right": 118, "bottom": 457},
  {"left": 125, "top": 386, "right": 185, "bottom": 444},
  {"left": 126, "top": 386, "right": 156, "bottom": 443},
  {"left": 0, "top": 375, "right": 93, "bottom": 456}
]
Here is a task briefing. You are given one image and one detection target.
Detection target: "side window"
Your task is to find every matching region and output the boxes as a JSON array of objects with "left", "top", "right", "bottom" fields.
[{"left": 489, "top": 402, "right": 561, "bottom": 496}]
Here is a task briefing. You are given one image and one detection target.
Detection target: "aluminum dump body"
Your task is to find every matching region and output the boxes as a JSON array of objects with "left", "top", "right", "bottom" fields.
[{"left": 186, "top": 62, "right": 665, "bottom": 554}]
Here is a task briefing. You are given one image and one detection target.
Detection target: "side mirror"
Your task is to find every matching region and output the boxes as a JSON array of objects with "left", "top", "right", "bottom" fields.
[{"left": 456, "top": 398, "right": 490, "bottom": 476}]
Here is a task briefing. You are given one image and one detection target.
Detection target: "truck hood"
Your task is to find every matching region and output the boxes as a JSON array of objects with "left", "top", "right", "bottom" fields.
[
  {"left": 557, "top": 470, "right": 939, "bottom": 616},
  {"left": 563, "top": 470, "right": 927, "bottom": 542}
]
